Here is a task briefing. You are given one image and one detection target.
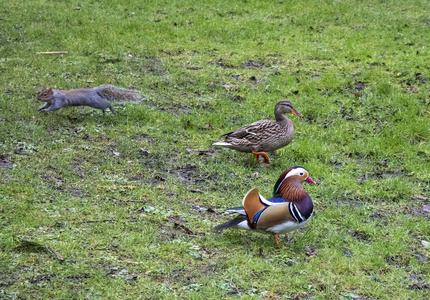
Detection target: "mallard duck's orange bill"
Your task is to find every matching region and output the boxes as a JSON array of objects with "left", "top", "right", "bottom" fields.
[
  {"left": 305, "top": 177, "right": 316, "bottom": 184},
  {"left": 291, "top": 109, "right": 303, "bottom": 117}
]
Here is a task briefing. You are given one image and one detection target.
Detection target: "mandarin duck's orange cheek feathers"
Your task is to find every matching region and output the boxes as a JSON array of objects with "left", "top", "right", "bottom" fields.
[
  {"left": 272, "top": 166, "right": 315, "bottom": 201},
  {"left": 272, "top": 166, "right": 311, "bottom": 197},
  {"left": 272, "top": 167, "right": 294, "bottom": 197}
]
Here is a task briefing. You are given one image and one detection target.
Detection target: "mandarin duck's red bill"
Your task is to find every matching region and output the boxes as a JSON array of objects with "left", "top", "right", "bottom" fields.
[
  {"left": 214, "top": 166, "right": 316, "bottom": 245},
  {"left": 212, "top": 100, "right": 303, "bottom": 164}
]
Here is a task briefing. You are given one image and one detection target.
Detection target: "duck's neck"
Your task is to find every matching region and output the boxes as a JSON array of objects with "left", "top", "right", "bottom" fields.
[
  {"left": 278, "top": 179, "right": 308, "bottom": 202},
  {"left": 280, "top": 179, "right": 313, "bottom": 218},
  {"left": 274, "top": 111, "right": 290, "bottom": 126}
]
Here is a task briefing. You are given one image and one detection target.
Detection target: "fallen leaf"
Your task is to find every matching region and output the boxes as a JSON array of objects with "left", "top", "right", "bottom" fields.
[
  {"left": 415, "top": 194, "right": 428, "bottom": 200},
  {"left": 173, "top": 222, "right": 194, "bottom": 235},
  {"left": 409, "top": 283, "right": 429, "bottom": 290},
  {"left": 222, "top": 83, "right": 236, "bottom": 89},
  {"left": 186, "top": 65, "right": 201, "bottom": 70},
  {"left": 357, "top": 176, "right": 368, "bottom": 183},
  {"left": 192, "top": 205, "right": 208, "bottom": 211},
  {"left": 343, "top": 248, "right": 352, "bottom": 257},
  {"left": 122, "top": 259, "right": 144, "bottom": 264},
  {"left": 186, "top": 149, "right": 217, "bottom": 156},
  {"left": 341, "top": 293, "right": 361, "bottom": 299},
  {"left": 355, "top": 82, "right": 365, "bottom": 90},
  {"left": 423, "top": 205, "right": 430, "bottom": 213},
  {"left": 0, "top": 155, "right": 12, "bottom": 169},
  {"left": 305, "top": 248, "right": 319, "bottom": 257},
  {"left": 125, "top": 276, "right": 138, "bottom": 284},
  {"left": 421, "top": 240, "right": 430, "bottom": 248}
]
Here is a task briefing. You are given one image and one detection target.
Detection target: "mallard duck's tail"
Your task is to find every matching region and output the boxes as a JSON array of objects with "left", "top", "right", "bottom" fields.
[
  {"left": 214, "top": 215, "right": 248, "bottom": 230},
  {"left": 212, "top": 141, "right": 232, "bottom": 147}
]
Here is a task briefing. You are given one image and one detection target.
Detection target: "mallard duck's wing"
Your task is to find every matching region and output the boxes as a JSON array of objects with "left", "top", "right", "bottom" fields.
[{"left": 223, "top": 120, "right": 274, "bottom": 139}]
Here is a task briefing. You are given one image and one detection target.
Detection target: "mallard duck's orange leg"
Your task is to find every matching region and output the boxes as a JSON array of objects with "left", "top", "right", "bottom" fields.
[
  {"left": 273, "top": 233, "right": 279, "bottom": 245},
  {"left": 252, "top": 151, "right": 270, "bottom": 164}
]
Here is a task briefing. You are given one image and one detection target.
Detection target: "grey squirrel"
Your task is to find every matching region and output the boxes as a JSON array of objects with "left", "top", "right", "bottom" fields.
[{"left": 37, "top": 85, "right": 142, "bottom": 114}]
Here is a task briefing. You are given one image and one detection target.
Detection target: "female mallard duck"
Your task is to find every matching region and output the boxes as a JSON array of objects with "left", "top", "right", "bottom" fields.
[
  {"left": 214, "top": 166, "right": 316, "bottom": 245},
  {"left": 212, "top": 100, "right": 303, "bottom": 164}
]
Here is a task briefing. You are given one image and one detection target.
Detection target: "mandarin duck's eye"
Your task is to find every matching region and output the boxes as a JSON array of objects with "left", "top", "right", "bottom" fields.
[{"left": 299, "top": 172, "right": 304, "bottom": 176}]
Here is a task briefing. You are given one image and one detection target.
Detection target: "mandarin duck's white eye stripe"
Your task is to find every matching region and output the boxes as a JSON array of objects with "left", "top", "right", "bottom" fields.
[
  {"left": 274, "top": 167, "right": 308, "bottom": 194},
  {"left": 286, "top": 167, "right": 307, "bottom": 178}
]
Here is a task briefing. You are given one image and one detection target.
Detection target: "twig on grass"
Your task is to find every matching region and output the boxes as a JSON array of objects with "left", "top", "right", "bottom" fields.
[
  {"left": 36, "top": 51, "right": 69, "bottom": 54},
  {"left": 47, "top": 246, "right": 64, "bottom": 261}
]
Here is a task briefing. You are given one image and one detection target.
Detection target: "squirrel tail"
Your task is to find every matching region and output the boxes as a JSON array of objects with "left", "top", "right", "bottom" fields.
[{"left": 95, "top": 85, "right": 142, "bottom": 102}]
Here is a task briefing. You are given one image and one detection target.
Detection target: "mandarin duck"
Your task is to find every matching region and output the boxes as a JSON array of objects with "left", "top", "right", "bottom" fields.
[
  {"left": 212, "top": 100, "right": 303, "bottom": 164},
  {"left": 214, "top": 166, "right": 315, "bottom": 245}
]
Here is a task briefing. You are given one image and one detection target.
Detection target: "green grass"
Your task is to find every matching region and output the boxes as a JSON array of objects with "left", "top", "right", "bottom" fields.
[{"left": 1, "top": 0, "right": 429, "bottom": 298}]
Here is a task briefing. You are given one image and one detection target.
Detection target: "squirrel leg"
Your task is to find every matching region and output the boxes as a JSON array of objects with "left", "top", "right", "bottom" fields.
[
  {"left": 38, "top": 102, "right": 51, "bottom": 111},
  {"left": 41, "top": 102, "right": 63, "bottom": 112}
]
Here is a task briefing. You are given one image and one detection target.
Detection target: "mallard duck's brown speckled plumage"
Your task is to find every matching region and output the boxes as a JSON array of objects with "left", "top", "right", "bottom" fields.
[{"left": 212, "top": 100, "right": 303, "bottom": 164}]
